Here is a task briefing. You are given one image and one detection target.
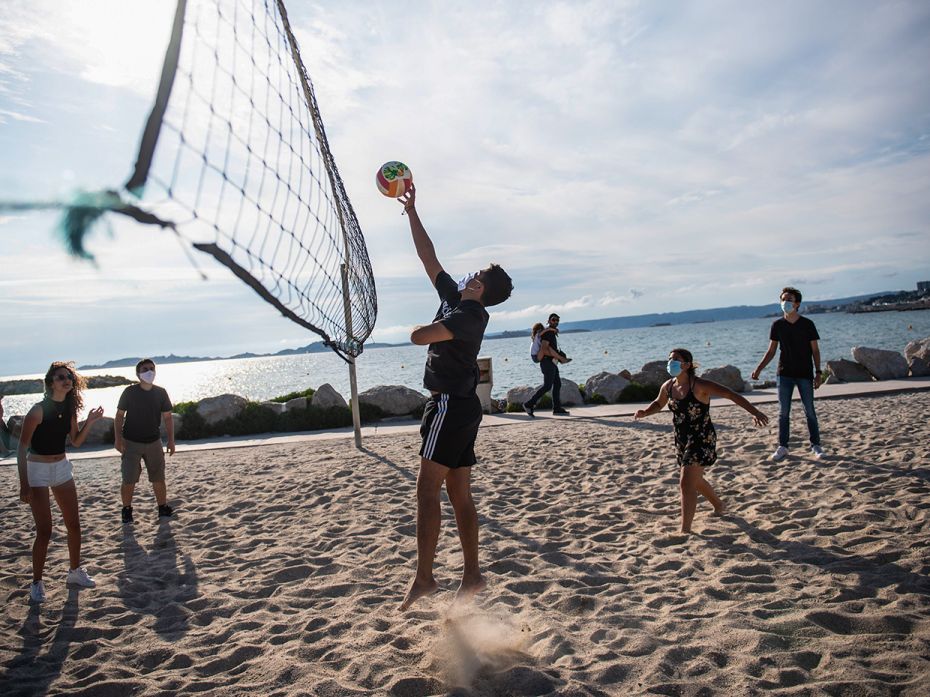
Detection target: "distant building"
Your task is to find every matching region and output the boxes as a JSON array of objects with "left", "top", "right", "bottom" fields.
[{"left": 918, "top": 281, "right": 930, "bottom": 294}]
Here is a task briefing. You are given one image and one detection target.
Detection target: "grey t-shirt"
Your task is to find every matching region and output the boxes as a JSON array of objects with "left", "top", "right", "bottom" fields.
[{"left": 117, "top": 384, "right": 172, "bottom": 443}]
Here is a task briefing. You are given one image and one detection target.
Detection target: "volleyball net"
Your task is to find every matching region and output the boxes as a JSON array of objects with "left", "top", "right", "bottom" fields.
[{"left": 5, "top": 0, "right": 377, "bottom": 361}]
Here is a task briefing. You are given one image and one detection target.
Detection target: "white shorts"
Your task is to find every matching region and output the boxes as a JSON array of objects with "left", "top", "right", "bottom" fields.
[{"left": 27, "top": 458, "right": 74, "bottom": 488}]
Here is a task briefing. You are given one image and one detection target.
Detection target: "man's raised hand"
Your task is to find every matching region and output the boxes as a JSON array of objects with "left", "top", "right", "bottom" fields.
[{"left": 398, "top": 183, "right": 416, "bottom": 213}]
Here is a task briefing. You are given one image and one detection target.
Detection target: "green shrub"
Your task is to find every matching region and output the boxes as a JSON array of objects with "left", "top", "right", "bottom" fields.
[
  {"left": 173, "top": 401, "right": 208, "bottom": 440},
  {"left": 356, "top": 401, "right": 386, "bottom": 423},
  {"left": 505, "top": 394, "right": 551, "bottom": 412},
  {"left": 270, "top": 387, "right": 315, "bottom": 403},
  {"left": 280, "top": 405, "right": 353, "bottom": 431},
  {"left": 586, "top": 393, "right": 608, "bottom": 405},
  {"left": 617, "top": 382, "right": 660, "bottom": 403},
  {"left": 212, "top": 402, "right": 278, "bottom": 436}
]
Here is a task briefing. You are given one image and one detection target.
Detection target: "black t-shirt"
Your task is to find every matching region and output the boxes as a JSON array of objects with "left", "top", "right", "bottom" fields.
[
  {"left": 538, "top": 328, "right": 558, "bottom": 364},
  {"left": 422, "top": 271, "right": 489, "bottom": 396},
  {"left": 117, "top": 384, "right": 172, "bottom": 443},
  {"left": 769, "top": 316, "right": 820, "bottom": 378}
]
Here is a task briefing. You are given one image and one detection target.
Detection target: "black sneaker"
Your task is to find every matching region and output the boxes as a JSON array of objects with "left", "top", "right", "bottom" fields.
[
  {"left": 522, "top": 402, "right": 535, "bottom": 418},
  {"left": 158, "top": 504, "right": 173, "bottom": 518},
  {"left": 552, "top": 408, "right": 570, "bottom": 416},
  {"left": 121, "top": 506, "right": 133, "bottom": 524}
]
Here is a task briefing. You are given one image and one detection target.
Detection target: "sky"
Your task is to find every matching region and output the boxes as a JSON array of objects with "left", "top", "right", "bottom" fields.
[{"left": 1, "top": 0, "right": 929, "bottom": 376}]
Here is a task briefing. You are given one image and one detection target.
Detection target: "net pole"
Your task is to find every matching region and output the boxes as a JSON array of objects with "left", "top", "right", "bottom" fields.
[{"left": 341, "top": 263, "right": 363, "bottom": 449}]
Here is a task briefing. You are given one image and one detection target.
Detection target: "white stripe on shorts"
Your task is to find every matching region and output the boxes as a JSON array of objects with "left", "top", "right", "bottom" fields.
[{"left": 423, "top": 393, "right": 449, "bottom": 461}]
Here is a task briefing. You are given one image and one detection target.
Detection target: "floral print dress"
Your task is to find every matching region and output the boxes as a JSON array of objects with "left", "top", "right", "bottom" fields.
[{"left": 667, "top": 377, "right": 717, "bottom": 467}]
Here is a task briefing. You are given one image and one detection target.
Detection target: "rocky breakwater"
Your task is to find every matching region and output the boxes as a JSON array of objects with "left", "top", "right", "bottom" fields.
[
  {"left": 504, "top": 361, "right": 751, "bottom": 411},
  {"left": 1, "top": 383, "right": 432, "bottom": 448},
  {"left": 0, "top": 374, "right": 132, "bottom": 397},
  {"left": 821, "top": 337, "right": 930, "bottom": 383}
]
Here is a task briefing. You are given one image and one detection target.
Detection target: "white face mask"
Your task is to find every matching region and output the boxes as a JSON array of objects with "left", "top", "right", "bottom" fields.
[
  {"left": 781, "top": 300, "right": 797, "bottom": 314},
  {"left": 139, "top": 370, "right": 156, "bottom": 384},
  {"left": 457, "top": 271, "right": 479, "bottom": 292}
]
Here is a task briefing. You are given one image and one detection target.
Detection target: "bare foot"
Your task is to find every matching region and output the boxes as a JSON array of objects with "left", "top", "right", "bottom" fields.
[
  {"left": 454, "top": 574, "right": 487, "bottom": 604},
  {"left": 400, "top": 577, "right": 439, "bottom": 611},
  {"left": 712, "top": 504, "right": 725, "bottom": 516}
]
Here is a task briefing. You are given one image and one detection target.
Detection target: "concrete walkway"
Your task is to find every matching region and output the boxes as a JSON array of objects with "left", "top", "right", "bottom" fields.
[{"left": 2, "top": 376, "right": 929, "bottom": 464}]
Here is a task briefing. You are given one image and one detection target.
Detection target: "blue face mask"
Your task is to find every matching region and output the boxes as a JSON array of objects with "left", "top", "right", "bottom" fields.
[
  {"left": 781, "top": 300, "right": 797, "bottom": 314},
  {"left": 667, "top": 360, "right": 683, "bottom": 377},
  {"left": 457, "top": 271, "right": 479, "bottom": 292}
]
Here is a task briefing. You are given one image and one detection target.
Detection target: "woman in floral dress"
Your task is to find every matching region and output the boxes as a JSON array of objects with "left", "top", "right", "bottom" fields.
[{"left": 635, "top": 348, "right": 769, "bottom": 533}]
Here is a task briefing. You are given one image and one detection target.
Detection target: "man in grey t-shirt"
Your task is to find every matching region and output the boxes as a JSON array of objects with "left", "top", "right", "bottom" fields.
[{"left": 115, "top": 358, "right": 175, "bottom": 523}]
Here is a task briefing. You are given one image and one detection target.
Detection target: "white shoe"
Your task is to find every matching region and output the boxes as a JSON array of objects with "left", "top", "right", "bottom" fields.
[
  {"left": 811, "top": 444, "right": 825, "bottom": 459},
  {"left": 66, "top": 566, "right": 96, "bottom": 588},
  {"left": 771, "top": 445, "right": 789, "bottom": 462},
  {"left": 30, "top": 581, "right": 46, "bottom": 603}
]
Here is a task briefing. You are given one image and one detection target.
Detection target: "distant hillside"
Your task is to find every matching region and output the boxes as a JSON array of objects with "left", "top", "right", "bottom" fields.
[
  {"left": 79, "top": 342, "right": 400, "bottom": 370},
  {"left": 552, "top": 292, "right": 886, "bottom": 333},
  {"left": 80, "top": 291, "right": 892, "bottom": 369}
]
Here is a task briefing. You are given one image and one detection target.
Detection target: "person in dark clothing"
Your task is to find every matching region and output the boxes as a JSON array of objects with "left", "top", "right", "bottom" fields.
[
  {"left": 0, "top": 396, "right": 12, "bottom": 455},
  {"left": 115, "top": 358, "right": 176, "bottom": 523},
  {"left": 636, "top": 349, "right": 769, "bottom": 533},
  {"left": 17, "top": 362, "right": 104, "bottom": 603},
  {"left": 751, "top": 287, "right": 824, "bottom": 462},
  {"left": 523, "top": 313, "right": 571, "bottom": 417},
  {"left": 397, "top": 183, "right": 513, "bottom": 611}
]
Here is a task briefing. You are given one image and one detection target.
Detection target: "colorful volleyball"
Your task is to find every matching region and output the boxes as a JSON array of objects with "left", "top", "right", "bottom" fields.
[{"left": 376, "top": 161, "right": 412, "bottom": 198}]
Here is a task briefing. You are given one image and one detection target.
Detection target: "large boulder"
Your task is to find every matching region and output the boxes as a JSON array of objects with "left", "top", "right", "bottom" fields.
[
  {"left": 359, "top": 385, "right": 427, "bottom": 416},
  {"left": 81, "top": 416, "right": 114, "bottom": 445},
  {"left": 0, "top": 379, "right": 43, "bottom": 397},
  {"left": 826, "top": 358, "right": 873, "bottom": 383},
  {"left": 196, "top": 394, "right": 248, "bottom": 425},
  {"left": 260, "top": 401, "right": 287, "bottom": 415},
  {"left": 160, "top": 413, "right": 184, "bottom": 439},
  {"left": 851, "top": 346, "right": 908, "bottom": 380},
  {"left": 284, "top": 397, "right": 307, "bottom": 412},
  {"left": 311, "top": 383, "right": 348, "bottom": 410},
  {"left": 584, "top": 372, "right": 630, "bottom": 403},
  {"left": 904, "top": 337, "right": 930, "bottom": 377},
  {"left": 904, "top": 337, "right": 930, "bottom": 361},
  {"left": 559, "top": 379, "right": 583, "bottom": 406},
  {"left": 506, "top": 385, "right": 536, "bottom": 408},
  {"left": 7, "top": 415, "right": 25, "bottom": 443},
  {"left": 631, "top": 360, "right": 670, "bottom": 387},
  {"left": 700, "top": 365, "right": 745, "bottom": 393}
]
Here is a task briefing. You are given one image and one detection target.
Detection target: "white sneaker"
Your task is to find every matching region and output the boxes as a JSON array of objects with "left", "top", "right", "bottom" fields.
[
  {"left": 811, "top": 444, "right": 825, "bottom": 459},
  {"left": 30, "top": 581, "right": 46, "bottom": 603},
  {"left": 66, "top": 566, "right": 96, "bottom": 588},
  {"left": 771, "top": 445, "right": 789, "bottom": 462}
]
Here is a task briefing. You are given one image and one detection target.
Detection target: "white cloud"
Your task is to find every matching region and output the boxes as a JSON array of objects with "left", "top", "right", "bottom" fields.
[{"left": 2, "top": 0, "right": 930, "bottom": 373}]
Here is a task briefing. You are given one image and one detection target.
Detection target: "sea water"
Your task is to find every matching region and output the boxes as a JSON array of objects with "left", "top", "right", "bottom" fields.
[{"left": 1, "top": 310, "right": 928, "bottom": 419}]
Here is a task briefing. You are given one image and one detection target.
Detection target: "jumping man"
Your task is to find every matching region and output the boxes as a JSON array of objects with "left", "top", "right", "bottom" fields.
[{"left": 398, "top": 184, "right": 513, "bottom": 611}]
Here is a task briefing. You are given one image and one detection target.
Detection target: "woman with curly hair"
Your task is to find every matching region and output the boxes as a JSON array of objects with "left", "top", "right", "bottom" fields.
[
  {"left": 635, "top": 348, "right": 769, "bottom": 534},
  {"left": 17, "top": 361, "right": 104, "bottom": 603}
]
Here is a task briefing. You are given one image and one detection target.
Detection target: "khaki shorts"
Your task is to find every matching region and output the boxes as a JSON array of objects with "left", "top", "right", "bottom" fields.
[{"left": 121, "top": 439, "right": 166, "bottom": 484}]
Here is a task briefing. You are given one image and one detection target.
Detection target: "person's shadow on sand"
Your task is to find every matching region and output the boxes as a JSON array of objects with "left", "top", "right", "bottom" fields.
[
  {"left": 118, "top": 520, "right": 198, "bottom": 639},
  {"left": 0, "top": 588, "right": 80, "bottom": 697},
  {"left": 707, "top": 514, "right": 930, "bottom": 598}
]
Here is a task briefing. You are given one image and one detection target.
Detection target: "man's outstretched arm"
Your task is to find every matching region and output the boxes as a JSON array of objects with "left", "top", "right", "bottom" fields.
[
  {"left": 400, "top": 185, "right": 443, "bottom": 285},
  {"left": 411, "top": 322, "right": 454, "bottom": 345}
]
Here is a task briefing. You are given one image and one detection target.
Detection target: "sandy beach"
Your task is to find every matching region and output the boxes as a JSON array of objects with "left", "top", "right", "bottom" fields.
[{"left": 1, "top": 390, "right": 929, "bottom": 696}]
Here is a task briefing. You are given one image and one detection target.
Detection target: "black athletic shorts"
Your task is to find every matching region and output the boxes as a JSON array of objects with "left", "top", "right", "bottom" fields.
[{"left": 419, "top": 392, "right": 482, "bottom": 469}]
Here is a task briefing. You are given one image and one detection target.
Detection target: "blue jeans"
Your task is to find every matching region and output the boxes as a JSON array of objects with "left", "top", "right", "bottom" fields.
[
  {"left": 527, "top": 359, "right": 561, "bottom": 411},
  {"left": 777, "top": 376, "right": 820, "bottom": 447}
]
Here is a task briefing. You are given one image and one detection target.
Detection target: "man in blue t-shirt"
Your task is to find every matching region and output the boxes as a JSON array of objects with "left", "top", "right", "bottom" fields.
[
  {"left": 397, "top": 184, "right": 513, "bottom": 611},
  {"left": 751, "top": 287, "right": 824, "bottom": 461}
]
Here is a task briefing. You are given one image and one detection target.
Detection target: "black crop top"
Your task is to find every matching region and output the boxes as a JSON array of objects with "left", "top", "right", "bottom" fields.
[{"left": 30, "top": 398, "right": 71, "bottom": 456}]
